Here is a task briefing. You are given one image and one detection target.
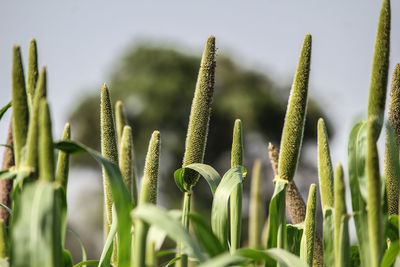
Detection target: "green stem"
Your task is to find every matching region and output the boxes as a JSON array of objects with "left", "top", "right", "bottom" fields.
[
  {"left": 249, "top": 160, "right": 262, "bottom": 249},
  {"left": 178, "top": 191, "right": 191, "bottom": 267}
]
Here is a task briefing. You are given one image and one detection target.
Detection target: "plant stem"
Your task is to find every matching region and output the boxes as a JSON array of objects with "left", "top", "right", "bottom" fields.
[
  {"left": 0, "top": 120, "right": 14, "bottom": 226},
  {"left": 178, "top": 191, "right": 191, "bottom": 267}
]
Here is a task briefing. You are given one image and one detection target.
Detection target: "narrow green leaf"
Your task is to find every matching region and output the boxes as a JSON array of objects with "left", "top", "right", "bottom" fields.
[
  {"left": 266, "top": 179, "right": 287, "bottom": 251},
  {"left": 73, "top": 261, "right": 100, "bottom": 267},
  {"left": 197, "top": 248, "right": 307, "bottom": 267},
  {"left": 160, "top": 257, "right": 181, "bottom": 267},
  {"left": 67, "top": 228, "right": 87, "bottom": 266},
  {"left": 381, "top": 240, "right": 399, "bottom": 267},
  {"left": 286, "top": 224, "right": 303, "bottom": 256},
  {"left": 55, "top": 140, "right": 132, "bottom": 267},
  {"left": 322, "top": 208, "right": 334, "bottom": 266},
  {"left": 131, "top": 204, "right": 206, "bottom": 262},
  {"left": 387, "top": 214, "right": 399, "bottom": 242},
  {"left": 337, "top": 216, "right": 350, "bottom": 267},
  {"left": 211, "top": 166, "right": 243, "bottom": 249},
  {"left": 188, "top": 212, "right": 224, "bottom": 257},
  {"left": 98, "top": 207, "right": 117, "bottom": 267},
  {"left": 147, "top": 210, "right": 181, "bottom": 251},
  {"left": 11, "top": 181, "right": 63, "bottom": 267},
  {"left": 0, "top": 102, "right": 11, "bottom": 121},
  {"left": 348, "top": 121, "right": 370, "bottom": 267}
]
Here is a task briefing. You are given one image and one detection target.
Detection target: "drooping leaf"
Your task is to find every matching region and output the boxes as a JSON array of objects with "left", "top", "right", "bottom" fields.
[
  {"left": 381, "top": 240, "right": 399, "bottom": 267},
  {"left": 174, "top": 163, "right": 220, "bottom": 194},
  {"left": 55, "top": 140, "right": 132, "bottom": 267},
  {"left": 188, "top": 212, "right": 224, "bottom": 257},
  {"left": 131, "top": 204, "right": 206, "bottom": 262},
  {"left": 0, "top": 102, "right": 11, "bottom": 122}
]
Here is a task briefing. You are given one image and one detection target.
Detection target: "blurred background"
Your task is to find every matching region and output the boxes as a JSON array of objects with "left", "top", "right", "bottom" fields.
[{"left": 1, "top": 0, "right": 400, "bottom": 262}]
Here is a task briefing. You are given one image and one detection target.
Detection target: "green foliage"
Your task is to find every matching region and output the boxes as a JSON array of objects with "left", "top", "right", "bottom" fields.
[{"left": 2, "top": 1, "right": 398, "bottom": 266}]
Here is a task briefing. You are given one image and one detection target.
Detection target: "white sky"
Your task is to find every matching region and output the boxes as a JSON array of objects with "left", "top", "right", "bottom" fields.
[{"left": 1, "top": 0, "right": 400, "bottom": 173}]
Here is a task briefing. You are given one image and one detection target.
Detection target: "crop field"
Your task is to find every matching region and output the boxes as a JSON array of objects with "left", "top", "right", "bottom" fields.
[{"left": 0, "top": 0, "right": 399, "bottom": 266}]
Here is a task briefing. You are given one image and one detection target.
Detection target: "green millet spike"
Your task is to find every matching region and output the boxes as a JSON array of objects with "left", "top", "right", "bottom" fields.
[
  {"left": 12, "top": 45, "right": 29, "bottom": 169},
  {"left": 119, "top": 125, "right": 138, "bottom": 207},
  {"left": 334, "top": 163, "right": 347, "bottom": 260},
  {"left": 38, "top": 99, "right": 55, "bottom": 181},
  {"left": 132, "top": 131, "right": 160, "bottom": 267},
  {"left": 317, "top": 118, "right": 334, "bottom": 211},
  {"left": 248, "top": 159, "right": 262, "bottom": 249},
  {"left": 27, "top": 38, "right": 39, "bottom": 109},
  {"left": 115, "top": 100, "right": 127, "bottom": 150},
  {"left": 278, "top": 34, "right": 311, "bottom": 182},
  {"left": 140, "top": 130, "right": 161, "bottom": 205},
  {"left": 100, "top": 84, "right": 119, "bottom": 229},
  {"left": 230, "top": 119, "right": 243, "bottom": 252},
  {"left": 301, "top": 184, "right": 317, "bottom": 267},
  {"left": 385, "top": 64, "right": 400, "bottom": 215},
  {"left": 25, "top": 67, "right": 47, "bottom": 173},
  {"left": 182, "top": 35, "right": 216, "bottom": 189},
  {"left": 367, "top": 117, "right": 382, "bottom": 267},
  {"left": 367, "top": 0, "right": 391, "bottom": 140},
  {"left": 56, "top": 123, "right": 71, "bottom": 190}
]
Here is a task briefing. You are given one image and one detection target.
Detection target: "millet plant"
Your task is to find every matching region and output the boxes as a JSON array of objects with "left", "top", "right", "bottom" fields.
[{"left": 0, "top": 0, "right": 399, "bottom": 266}]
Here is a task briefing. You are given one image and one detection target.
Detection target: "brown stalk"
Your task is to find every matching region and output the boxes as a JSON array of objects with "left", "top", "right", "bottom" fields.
[{"left": 0, "top": 120, "right": 14, "bottom": 225}]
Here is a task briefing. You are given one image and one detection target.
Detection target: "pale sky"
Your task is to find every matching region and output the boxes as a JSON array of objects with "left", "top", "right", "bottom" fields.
[{"left": 1, "top": 0, "right": 400, "bottom": 165}]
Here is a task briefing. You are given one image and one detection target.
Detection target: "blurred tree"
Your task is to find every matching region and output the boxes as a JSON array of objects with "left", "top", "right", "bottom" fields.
[{"left": 69, "top": 43, "right": 332, "bottom": 208}]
